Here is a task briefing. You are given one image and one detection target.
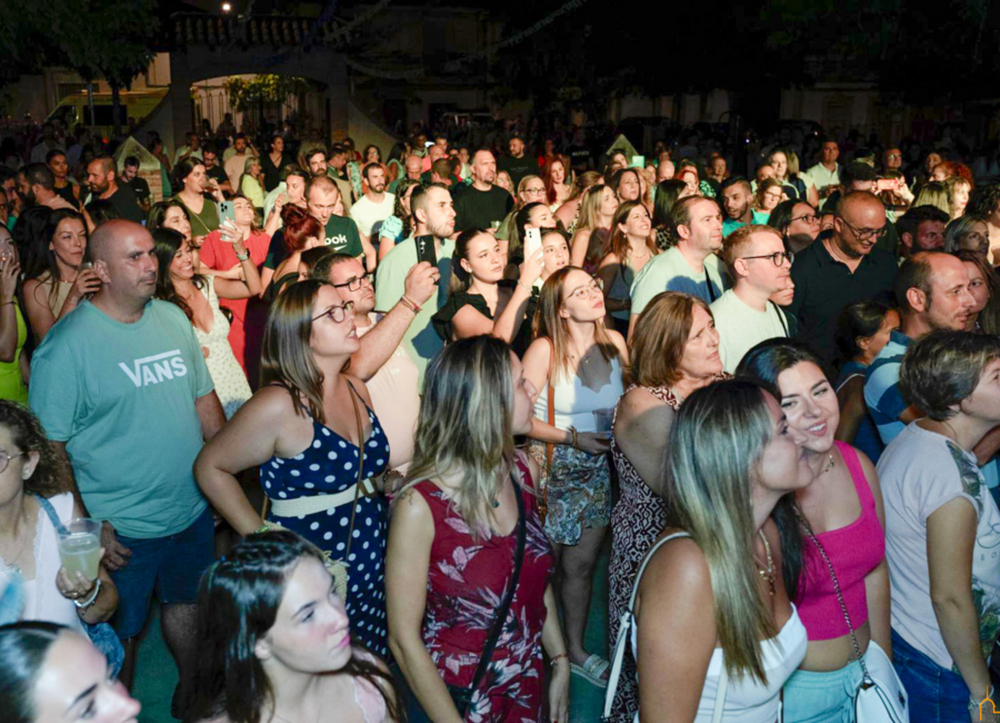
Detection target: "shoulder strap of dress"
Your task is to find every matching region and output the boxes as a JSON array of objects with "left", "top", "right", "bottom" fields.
[{"left": 628, "top": 531, "right": 693, "bottom": 612}]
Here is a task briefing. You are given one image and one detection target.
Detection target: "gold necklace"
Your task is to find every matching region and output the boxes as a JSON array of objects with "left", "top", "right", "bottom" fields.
[
  {"left": 817, "top": 452, "right": 835, "bottom": 476},
  {"left": 754, "top": 530, "right": 775, "bottom": 598}
]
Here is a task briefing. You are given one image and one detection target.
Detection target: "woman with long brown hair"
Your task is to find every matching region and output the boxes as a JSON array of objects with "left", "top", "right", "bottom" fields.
[
  {"left": 544, "top": 155, "right": 573, "bottom": 210},
  {"left": 597, "top": 201, "right": 659, "bottom": 336},
  {"left": 195, "top": 279, "right": 392, "bottom": 658},
  {"left": 554, "top": 170, "right": 601, "bottom": 235},
  {"left": 569, "top": 184, "right": 618, "bottom": 273},
  {"left": 523, "top": 266, "right": 628, "bottom": 688}
]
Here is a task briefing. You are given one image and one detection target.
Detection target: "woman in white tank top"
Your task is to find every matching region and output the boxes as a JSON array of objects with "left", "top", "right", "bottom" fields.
[
  {"left": 523, "top": 265, "right": 629, "bottom": 686},
  {"left": 616, "top": 380, "right": 811, "bottom": 722}
]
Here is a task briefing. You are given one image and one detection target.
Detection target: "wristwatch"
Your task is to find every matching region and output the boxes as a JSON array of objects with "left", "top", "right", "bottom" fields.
[{"left": 235, "top": 249, "right": 250, "bottom": 262}]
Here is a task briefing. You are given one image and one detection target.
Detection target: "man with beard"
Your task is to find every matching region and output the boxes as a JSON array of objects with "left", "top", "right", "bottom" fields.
[
  {"left": 85, "top": 155, "right": 143, "bottom": 223},
  {"left": 350, "top": 163, "right": 395, "bottom": 255},
  {"left": 720, "top": 177, "right": 767, "bottom": 236},
  {"left": 223, "top": 133, "right": 256, "bottom": 192},
  {"left": 304, "top": 147, "right": 353, "bottom": 214},
  {"left": 313, "top": 252, "right": 438, "bottom": 472},
  {"left": 120, "top": 156, "right": 151, "bottom": 213},
  {"left": 16, "top": 163, "right": 76, "bottom": 211},
  {"left": 375, "top": 183, "right": 457, "bottom": 384},
  {"left": 452, "top": 149, "right": 513, "bottom": 234}
]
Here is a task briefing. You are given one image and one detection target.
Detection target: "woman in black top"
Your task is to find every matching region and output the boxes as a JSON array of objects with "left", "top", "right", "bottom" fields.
[{"left": 261, "top": 133, "right": 293, "bottom": 192}]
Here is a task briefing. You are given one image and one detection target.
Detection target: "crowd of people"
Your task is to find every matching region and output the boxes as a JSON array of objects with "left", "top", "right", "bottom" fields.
[{"left": 2, "top": 113, "right": 1000, "bottom": 723}]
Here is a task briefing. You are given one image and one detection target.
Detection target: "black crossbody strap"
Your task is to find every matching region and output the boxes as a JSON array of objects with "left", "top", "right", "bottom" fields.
[{"left": 465, "top": 473, "right": 527, "bottom": 705}]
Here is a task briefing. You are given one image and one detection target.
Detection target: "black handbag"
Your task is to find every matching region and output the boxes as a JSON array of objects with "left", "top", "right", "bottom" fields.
[{"left": 408, "top": 473, "right": 527, "bottom": 720}]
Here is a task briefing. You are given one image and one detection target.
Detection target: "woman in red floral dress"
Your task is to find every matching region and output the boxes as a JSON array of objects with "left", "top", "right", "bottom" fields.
[{"left": 386, "top": 336, "right": 570, "bottom": 723}]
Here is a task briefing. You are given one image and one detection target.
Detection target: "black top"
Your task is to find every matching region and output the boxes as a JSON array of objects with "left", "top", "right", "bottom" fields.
[
  {"left": 432, "top": 282, "right": 532, "bottom": 356},
  {"left": 452, "top": 185, "right": 514, "bottom": 234},
  {"left": 499, "top": 154, "right": 542, "bottom": 190},
  {"left": 129, "top": 177, "right": 151, "bottom": 204},
  {"left": 106, "top": 183, "right": 144, "bottom": 223},
  {"left": 787, "top": 239, "right": 898, "bottom": 364},
  {"left": 205, "top": 164, "right": 228, "bottom": 188},
  {"left": 261, "top": 152, "right": 293, "bottom": 193}
]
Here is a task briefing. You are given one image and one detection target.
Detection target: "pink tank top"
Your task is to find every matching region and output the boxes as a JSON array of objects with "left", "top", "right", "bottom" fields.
[{"left": 796, "top": 441, "right": 885, "bottom": 641}]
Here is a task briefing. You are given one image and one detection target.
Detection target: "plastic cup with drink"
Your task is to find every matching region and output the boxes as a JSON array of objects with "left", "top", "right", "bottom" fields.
[
  {"left": 57, "top": 518, "right": 102, "bottom": 581},
  {"left": 593, "top": 408, "right": 615, "bottom": 439}
]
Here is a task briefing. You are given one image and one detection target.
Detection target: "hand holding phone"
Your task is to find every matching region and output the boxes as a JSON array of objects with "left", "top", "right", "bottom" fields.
[
  {"left": 218, "top": 200, "right": 236, "bottom": 227},
  {"left": 523, "top": 227, "right": 542, "bottom": 261}
]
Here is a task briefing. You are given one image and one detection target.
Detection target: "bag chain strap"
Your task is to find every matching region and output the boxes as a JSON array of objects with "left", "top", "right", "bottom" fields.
[{"left": 792, "top": 505, "right": 874, "bottom": 684}]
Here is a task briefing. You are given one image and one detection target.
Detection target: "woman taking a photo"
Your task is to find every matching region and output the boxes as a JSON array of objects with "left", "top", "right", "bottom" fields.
[
  {"left": 183, "top": 531, "right": 399, "bottom": 723},
  {"left": 523, "top": 266, "right": 628, "bottom": 688},
  {"left": 0, "top": 622, "right": 140, "bottom": 723},
  {"left": 174, "top": 159, "right": 223, "bottom": 238},
  {"left": 22, "top": 208, "right": 99, "bottom": 341},
  {"left": 570, "top": 184, "right": 618, "bottom": 273},
  {"left": 195, "top": 280, "right": 392, "bottom": 658},
  {"left": 598, "top": 201, "right": 659, "bottom": 336},
  {"left": 386, "top": 336, "right": 570, "bottom": 723},
  {"left": 624, "top": 379, "right": 810, "bottom": 720},
  {"left": 152, "top": 227, "right": 259, "bottom": 419},
  {"left": 606, "top": 291, "right": 728, "bottom": 722},
  {"left": 832, "top": 300, "right": 899, "bottom": 463},
  {"left": 879, "top": 331, "right": 1000, "bottom": 722},
  {"left": 737, "top": 341, "right": 891, "bottom": 723}
]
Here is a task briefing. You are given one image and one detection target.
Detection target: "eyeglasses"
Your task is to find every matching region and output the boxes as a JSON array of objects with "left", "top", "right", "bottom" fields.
[
  {"left": 791, "top": 213, "right": 818, "bottom": 224},
  {"left": 331, "top": 273, "right": 372, "bottom": 292},
  {"left": 564, "top": 278, "right": 604, "bottom": 302},
  {"left": 838, "top": 217, "right": 890, "bottom": 241},
  {"left": 522, "top": 187, "right": 547, "bottom": 196},
  {"left": 741, "top": 251, "right": 793, "bottom": 267},
  {"left": 0, "top": 449, "right": 24, "bottom": 474},
  {"left": 312, "top": 301, "right": 356, "bottom": 323}
]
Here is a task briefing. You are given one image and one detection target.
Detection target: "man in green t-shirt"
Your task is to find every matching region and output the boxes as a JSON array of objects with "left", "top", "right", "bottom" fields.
[
  {"left": 375, "top": 183, "right": 457, "bottom": 386},
  {"left": 29, "top": 220, "right": 225, "bottom": 688}
]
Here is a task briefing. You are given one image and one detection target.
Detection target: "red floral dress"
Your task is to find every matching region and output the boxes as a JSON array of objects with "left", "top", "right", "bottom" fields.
[{"left": 413, "top": 456, "right": 555, "bottom": 722}]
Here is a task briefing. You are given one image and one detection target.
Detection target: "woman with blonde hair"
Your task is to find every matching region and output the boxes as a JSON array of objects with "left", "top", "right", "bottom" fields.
[
  {"left": 195, "top": 279, "right": 392, "bottom": 658},
  {"left": 523, "top": 266, "right": 629, "bottom": 687},
  {"left": 947, "top": 175, "right": 972, "bottom": 219},
  {"left": 613, "top": 379, "right": 811, "bottom": 721},
  {"left": 597, "top": 201, "right": 658, "bottom": 336},
  {"left": 238, "top": 156, "right": 266, "bottom": 210},
  {"left": 911, "top": 181, "right": 951, "bottom": 217},
  {"left": 555, "top": 170, "right": 602, "bottom": 235},
  {"left": 606, "top": 291, "right": 728, "bottom": 722},
  {"left": 570, "top": 184, "right": 618, "bottom": 273},
  {"left": 386, "top": 336, "right": 570, "bottom": 723}
]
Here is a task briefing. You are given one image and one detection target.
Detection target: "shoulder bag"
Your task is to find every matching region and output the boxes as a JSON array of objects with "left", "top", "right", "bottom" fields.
[
  {"left": 603, "top": 531, "right": 729, "bottom": 723},
  {"left": 794, "top": 507, "right": 908, "bottom": 723}
]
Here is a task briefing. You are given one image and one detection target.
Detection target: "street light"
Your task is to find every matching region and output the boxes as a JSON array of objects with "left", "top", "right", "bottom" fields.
[{"left": 221, "top": 2, "right": 232, "bottom": 11}]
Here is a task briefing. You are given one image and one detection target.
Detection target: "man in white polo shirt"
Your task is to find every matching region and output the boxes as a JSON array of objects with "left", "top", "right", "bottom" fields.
[
  {"left": 350, "top": 163, "right": 395, "bottom": 257},
  {"left": 711, "top": 225, "right": 793, "bottom": 373}
]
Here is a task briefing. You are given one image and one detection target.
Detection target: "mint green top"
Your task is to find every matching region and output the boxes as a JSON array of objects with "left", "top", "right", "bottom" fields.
[
  {"left": 29, "top": 300, "right": 214, "bottom": 538},
  {"left": 374, "top": 235, "right": 455, "bottom": 387}
]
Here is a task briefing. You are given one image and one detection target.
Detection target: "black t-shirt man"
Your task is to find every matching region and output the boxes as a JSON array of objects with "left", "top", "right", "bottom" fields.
[
  {"left": 498, "top": 154, "right": 541, "bottom": 190},
  {"left": 452, "top": 185, "right": 514, "bottom": 233},
  {"left": 106, "top": 182, "right": 144, "bottom": 223}
]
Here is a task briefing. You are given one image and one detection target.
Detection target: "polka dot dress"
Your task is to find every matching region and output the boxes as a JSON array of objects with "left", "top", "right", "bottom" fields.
[{"left": 261, "top": 404, "right": 391, "bottom": 657}]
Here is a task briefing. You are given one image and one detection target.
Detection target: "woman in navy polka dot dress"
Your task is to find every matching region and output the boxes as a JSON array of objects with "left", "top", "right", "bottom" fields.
[{"left": 195, "top": 280, "right": 392, "bottom": 658}]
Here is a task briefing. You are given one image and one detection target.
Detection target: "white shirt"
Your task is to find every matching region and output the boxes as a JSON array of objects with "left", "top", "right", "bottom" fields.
[
  {"left": 806, "top": 162, "right": 840, "bottom": 190},
  {"left": 350, "top": 193, "right": 396, "bottom": 237},
  {"left": 710, "top": 289, "right": 789, "bottom": 373}
]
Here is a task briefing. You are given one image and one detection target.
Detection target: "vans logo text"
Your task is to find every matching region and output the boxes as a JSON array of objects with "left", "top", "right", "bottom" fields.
[{"left": 119, "top": 350, "right": 188, "bottom": 387}]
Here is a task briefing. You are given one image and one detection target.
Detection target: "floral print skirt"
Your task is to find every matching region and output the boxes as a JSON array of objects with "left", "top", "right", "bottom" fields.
[{"left": 529, "top": 441, "right": 611, "bottom": 545}]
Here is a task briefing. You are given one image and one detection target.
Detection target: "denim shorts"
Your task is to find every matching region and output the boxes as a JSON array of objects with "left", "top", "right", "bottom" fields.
[
  {"left": 892, "top": 629, "right": 971, "bottom": 723},
  {"left": 108, "top": 507, "right": 214, "bottom": 640}
]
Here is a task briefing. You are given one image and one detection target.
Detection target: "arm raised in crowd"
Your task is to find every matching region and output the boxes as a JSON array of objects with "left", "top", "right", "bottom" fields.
[{"left": 349, "top": 261, "right": 438, "bottom": 380}]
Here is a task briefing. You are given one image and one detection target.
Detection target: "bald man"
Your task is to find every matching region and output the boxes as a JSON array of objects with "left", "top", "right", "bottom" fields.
[
  {"left": 85, "top": 155, "right": 143, "bottom": 223},
  {"left": 787, "top": 191, "right": 898, "bottom": 362},
  {"left": 452, "top": 149, "right": 513, "bottom": 233},
  {"left": 30, "top": 219, "right": 224, "bottom": 689}
]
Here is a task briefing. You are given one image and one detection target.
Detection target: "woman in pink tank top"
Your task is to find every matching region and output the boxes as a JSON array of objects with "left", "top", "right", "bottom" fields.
[{"left": 737, "top": 340, "right": 890, "bottom": 723}]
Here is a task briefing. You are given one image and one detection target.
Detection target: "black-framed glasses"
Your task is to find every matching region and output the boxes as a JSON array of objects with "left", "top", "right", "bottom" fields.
[
  {"left": 312, "top": 301, "right": 355, "bottom": 323},
  {"left": 838, "top": 217, "right": 889, "bottom": 241},
  {"left": 741, "top": 251, "right": 793, "bottom": 267},
  {"left": 791, "top": 213, "right": 818, "bottom": 224},
  {"left": 0, "top": 449, "right": 25, "bottom": 474},
  {"left": 331, "top": 273, "right": 372, "bottom": 292}
]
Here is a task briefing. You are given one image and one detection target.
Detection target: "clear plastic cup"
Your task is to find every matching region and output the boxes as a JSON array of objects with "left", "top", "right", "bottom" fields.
[
  {"left": 594, "top": 408, "right": 615, "bottom": 438},
  {"left": 57, "top": 518, "right": 102, "bottom": 581}
]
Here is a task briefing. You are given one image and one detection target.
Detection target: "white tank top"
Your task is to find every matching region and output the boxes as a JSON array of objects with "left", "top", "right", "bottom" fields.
[{"left": 533, "top": 355, "right": 624, "bottom": 432}]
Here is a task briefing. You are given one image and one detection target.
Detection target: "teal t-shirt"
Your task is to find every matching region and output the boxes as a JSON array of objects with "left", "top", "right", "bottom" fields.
[
  {"left": 325, "top": 215, "right": 364, "bottom": 257},
  {"left": 374, "top": 235, "right": 455, "bottom": 386},
  {"left": 29, "top": 300, "right": 214, "bottom": 538}
]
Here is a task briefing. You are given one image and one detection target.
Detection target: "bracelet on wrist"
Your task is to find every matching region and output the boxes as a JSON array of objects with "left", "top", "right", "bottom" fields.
[
  {"left": 568, "top": 426, "right": 578, "bottom": 448},
  {"left": 550, "top": 652, "right": 570, "bottom": 665},
  {"left": 73, "top": 578, "right": 101, "bottom": 610},
  {"left": 400, "top": 295, "right": 422, "bottom": 314},
  {"left": 235, "top": 249, "right": 250, "bottom": 261}
]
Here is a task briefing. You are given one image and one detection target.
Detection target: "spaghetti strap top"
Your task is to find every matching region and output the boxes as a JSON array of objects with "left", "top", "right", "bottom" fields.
[{"left": 796, "top": 441, "right": 885, "bottom": 640}]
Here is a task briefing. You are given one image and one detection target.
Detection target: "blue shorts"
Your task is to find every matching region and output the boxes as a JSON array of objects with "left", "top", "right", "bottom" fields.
[{"left": 108, "top": 507, "right": 214, "bottom": 640}]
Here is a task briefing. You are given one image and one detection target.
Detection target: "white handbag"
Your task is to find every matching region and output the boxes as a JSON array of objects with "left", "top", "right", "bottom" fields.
[
  {"left": 603, "top": 531, "right": 729, "bottom": 723},
  {"left": 795, "top": 509, "right": 909, "bottom": 723}
]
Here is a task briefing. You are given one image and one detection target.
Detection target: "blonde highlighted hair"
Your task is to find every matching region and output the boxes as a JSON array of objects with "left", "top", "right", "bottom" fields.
[{"left": 402, "top": 336, "right": 519, "bottom": 539}]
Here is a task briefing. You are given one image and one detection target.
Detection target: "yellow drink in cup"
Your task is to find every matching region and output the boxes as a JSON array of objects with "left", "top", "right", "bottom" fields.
[{"left": 57, "top": 518, "right": 101, "bottom": 581}]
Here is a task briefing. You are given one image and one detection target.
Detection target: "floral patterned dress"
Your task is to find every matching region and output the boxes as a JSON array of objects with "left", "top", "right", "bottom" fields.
[{"left": 413, "top": 456, "right": 554, "bottom": 722}]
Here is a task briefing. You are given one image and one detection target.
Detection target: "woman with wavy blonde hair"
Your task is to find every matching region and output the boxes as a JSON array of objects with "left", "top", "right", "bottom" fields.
[
  {"left": 386, "top": 336, "right": 570, "bottom": 722},
  {"left": 569, "top": 184, "right": 619, "bottom": 273}
]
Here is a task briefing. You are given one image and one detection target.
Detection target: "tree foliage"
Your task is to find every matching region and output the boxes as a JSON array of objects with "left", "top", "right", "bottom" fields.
[{"left": 223, "top": 75, "right": 310, "bottom": 113}]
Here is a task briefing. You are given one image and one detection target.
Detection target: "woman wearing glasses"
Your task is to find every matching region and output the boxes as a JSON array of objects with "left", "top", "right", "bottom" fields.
[
  {"left": 195, "top": 280, "right": 393, "bottom": 658},
  {"left": 432, "top": 228, "right": 543, "bottom": 356},
  {"left": 768, "top": 200, "right": 821, "bottom": 255},
  {"left": 523, "top": 266, "right": 629, "bottom": 687},
  {"left": 754, "top": 178, "right": 787, "bottom": 216},
  {"left": 496, "top": 175, "right": 548, "bottom": 259}
]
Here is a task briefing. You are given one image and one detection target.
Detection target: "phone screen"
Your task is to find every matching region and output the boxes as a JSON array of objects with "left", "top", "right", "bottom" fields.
[{"left": 415, "top": 235, "right": 437, "bottom": 266}]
